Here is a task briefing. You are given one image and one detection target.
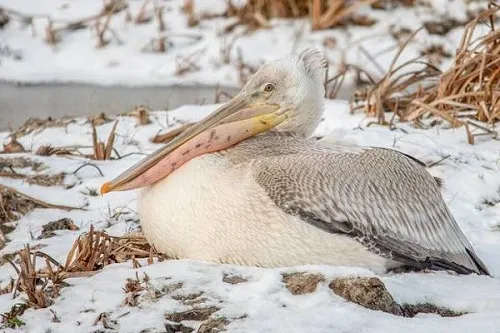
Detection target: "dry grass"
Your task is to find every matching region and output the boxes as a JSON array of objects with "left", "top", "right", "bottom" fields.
[
  {"left": 151, "top": 123, "right": 195, "bottom": 144},
  {"left": 37, "top": 218, "right": 79, "bottom": 239},
  {"left": 406, "top": 5, "right": 500, "bottom": 143},
  {"left": 352, "top": 5, "right": 500, "bottom": 143},
  {"left": 0, "top": 156, "right": 44, "bottom": 171},
  {"left": 8, "top": 245, "right": 56, "bottom": 309},
  {"left": 0, "top": 186, "right": 47, "bottom": 222},
  {"left": 11, "top": 116, "right": 76, "bottom": 138},
  {"left": 222, "top": 274, "right": 248, "bottom": 284},
  {"left": 210, "top": 0, "right": 402, "bottom": 33},
  {"left": 197, "top": 317, "right": 229, "bottom": 333},
  {"left": 175, "top": 48, "right": 206, "bottom": 76},
  {"left": 165, "top": 306, "right": 220, "bottom": 322},
  {"left": 0, "top": 171, "right": 65, "bottom": 187},
  {"left": 3, "top": 228, "right": 162, "bottom": 318},
  {"left": 1, "top": 0, "right": 126, "bottom": 47},
  {"left": 121, "top": 272, "right": 147, "bottom": 307},
  {"left": 62, "top": 226, "right": 161, "bottom": 274},
  {"left": 89, "top": 112, "right": 113, "bottom": 126},
  {"left": 0, "top": 8, "right": 9, "bottom": 28},
  {"left": 0, "top": 184, "right": 80, "bottom": 222},
  {"left": 172, "top": 292, "right": 207, "bottom": 306},
  {"left": 35, "top": 145, "right": 81, "bottom": 157},
  {"left": 91, "top": 120, "right": 118, "bottom": 160},
  {"left": 2, "top": 136, "right": 25, "bottom": 154},
  {"left": 0, "top": 303, "right": 27, "bottom": 329},
  {"left": 122, "top": 106, "right": 152, "bottom": 126}
]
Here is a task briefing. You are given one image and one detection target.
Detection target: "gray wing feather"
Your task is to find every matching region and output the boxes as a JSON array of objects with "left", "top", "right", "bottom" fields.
[{"left": 233, "top": 134, "right": 489, "bottom": 275}]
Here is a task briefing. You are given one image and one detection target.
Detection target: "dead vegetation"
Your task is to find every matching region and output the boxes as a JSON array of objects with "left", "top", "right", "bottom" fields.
[
  {"left": 2, "top": 136, "right": 25, "bottom": 154},
  {"left": 93, "top": 311, "right": 117, "bottom": 330},
  {"left": 0, "top": 185, "right": 51, "bottom": 222},
  {"left": 0, "top": 157, "right": 44, "bottom": 171},
  {"left": 0, "top": 303, "right": 27, "bottom": 329},
  {"left": 91, "top": 120, "right": 118, "bottom": 160},
  {"left": 165, "top": 306, "right": 220, "bottom": 322},
  {"left": 10, "top": 116, "right": 76, "bottom": 138},
  {"left": 0, "top": 227, "right": 162, "bottom": 323},
  {"left": 424, "top": 17, "right": 466, "bottom": 36},
  {"left": 175, "top": 48, "right": 206, "bottom": 76},
  {"left": 2, "top": 0, "right": 126, "bottom": 48},
  {"left": 222, "top": 273, "right": 248, "bottom": 285},
  {"left": 121, "top": 106, "right": 152, "bottom": 126},
  {"left": 151, "top": 123, "right": 195, "bottom": 144},
  {"left": 37, "top": 218, "right": 79, "bottom": 239},
  {"left": 0, "top": 0, "right": 169, "bottom": 53},
  {"left": 351, "top": 5, "right": 500, "bottom": 143},
  {"left": 35, "top": 145, "right": 81, "bottom": 157},
  {"left": 0, "top": 183, "right": 80, "bottom": 223},
  {"left": 0, "top": 156, "right": 66, "bottom": 188},
  {"left": 63, "top": 226, "right": 161, "bottom": 273},
  {"left": 172, "top": 292, "right": 207, "bottom": 306},
  {"left": 0, "top": 8, "right": 9, "bottom": 29},
  {"left": 122, "top": 276, "right": 187, "bottom": 307},
  {"left": 189, "top": 0, "right": 418, "bottom": 33},
  {"left": 0, "top": 171, "right": 65, "bottom": 187},
  {"left": 122, "top": 272, "right": 148, "bottom": 307},
  {"left": 197, "top": 317, "right": 229, "bottom": 333}
]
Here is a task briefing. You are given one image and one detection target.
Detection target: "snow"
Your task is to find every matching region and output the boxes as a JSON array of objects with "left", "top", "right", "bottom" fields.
[
  {"left": 0, "top": 0, "right": 499, "bottom": 331},
  {"left": 0, "top": 100, "right": 500, "bottom": 332},
  {"left": 0, "top": 0, "right": 489, "bottom": 87}
]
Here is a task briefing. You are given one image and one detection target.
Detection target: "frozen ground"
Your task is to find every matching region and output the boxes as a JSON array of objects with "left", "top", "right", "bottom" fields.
[
  {"left": 0, "top": 0, "right": 499, "bottom": 332},
  {"left": 0, "top": 0, "right": 491, "bottom": 88},
  {"left": 0, "top": 100, "right": 500, "bottom": 332}
]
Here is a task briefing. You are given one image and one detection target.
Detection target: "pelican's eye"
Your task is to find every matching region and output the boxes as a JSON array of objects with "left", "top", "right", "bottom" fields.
[{"left": 263, "top": 83, "right": 275, "bottom": 93}]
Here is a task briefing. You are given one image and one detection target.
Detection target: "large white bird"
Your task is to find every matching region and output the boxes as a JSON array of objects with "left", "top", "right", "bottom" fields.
[{"left": 101, "top": 49, "right": 489, "bottom": 276}]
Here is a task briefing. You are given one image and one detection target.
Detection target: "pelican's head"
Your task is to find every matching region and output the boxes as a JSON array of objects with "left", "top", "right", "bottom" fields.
[
  {"left": 241, "top": 48, "right": 327, "bottom": 136},
  {"left": 101, "top": 49, "right": 327, "bottom": 194}
]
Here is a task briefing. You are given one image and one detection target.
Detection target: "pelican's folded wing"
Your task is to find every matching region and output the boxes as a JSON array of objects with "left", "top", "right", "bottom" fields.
[{"left": 251, "top": 145, "right": 489, "bottom": 275}]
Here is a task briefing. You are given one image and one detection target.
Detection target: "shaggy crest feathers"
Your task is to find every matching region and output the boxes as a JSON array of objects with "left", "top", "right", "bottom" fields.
[{"left": 298, "top": 48, "right": 327, "bottom": 82}]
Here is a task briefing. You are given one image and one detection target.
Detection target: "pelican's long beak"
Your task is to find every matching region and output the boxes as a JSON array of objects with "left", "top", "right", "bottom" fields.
[{"left": 100, "top": 94, "right": 286, "bottom": 194}]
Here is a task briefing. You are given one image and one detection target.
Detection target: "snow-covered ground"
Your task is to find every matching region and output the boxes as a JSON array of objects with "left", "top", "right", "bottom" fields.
[
  {"left": 0, "top": 0, "right": 490, "bottom": 88},
  {"left": 1, "top": 0, "right": 500, "bottom": 332},
  {"left": 0, "top": 100, "right": 500, "bottom": 332}
]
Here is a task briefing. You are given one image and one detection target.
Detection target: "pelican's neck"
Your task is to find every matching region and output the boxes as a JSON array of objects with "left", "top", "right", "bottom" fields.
[{"left": 276, "top": 94, "right": 324, "bottom": 138}]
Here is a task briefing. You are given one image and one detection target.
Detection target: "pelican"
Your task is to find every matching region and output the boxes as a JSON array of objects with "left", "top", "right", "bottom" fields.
[{"left": 101, "top": 49, "right": 489, "bottom": 276}]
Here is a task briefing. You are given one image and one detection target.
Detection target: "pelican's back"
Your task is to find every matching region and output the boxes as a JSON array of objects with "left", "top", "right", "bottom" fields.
[{"left": 229, "top": 132, "right": 489, "bottom": 275}]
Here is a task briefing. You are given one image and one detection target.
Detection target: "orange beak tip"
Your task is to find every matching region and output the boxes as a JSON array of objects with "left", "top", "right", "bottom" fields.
[{"left": 100, "top": 182, "right": 112, "bottom": 195}]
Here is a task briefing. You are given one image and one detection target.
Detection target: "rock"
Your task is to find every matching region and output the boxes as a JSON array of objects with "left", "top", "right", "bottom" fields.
[
  {"left": 329, "top": 277, "right": 402, "bottom": 316},
  {"left": 283, "top": 272, "right": 325, "bottom": 295}
]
